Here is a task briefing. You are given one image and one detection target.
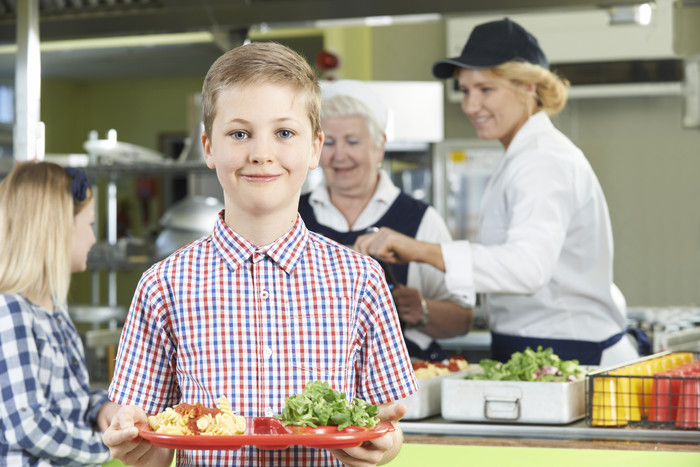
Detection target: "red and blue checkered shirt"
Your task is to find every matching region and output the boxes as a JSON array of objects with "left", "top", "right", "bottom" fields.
[{"left": 109, "top": 213, "right": 417, "bottom": 466}]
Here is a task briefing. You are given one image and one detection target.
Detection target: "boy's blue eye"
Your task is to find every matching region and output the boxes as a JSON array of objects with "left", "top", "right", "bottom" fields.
[
  {"left": 277, "top": 129, "right": 293, "bottom": 139},
  {"left": 232, "top": 131, "right": 248, "bottom": 140}
]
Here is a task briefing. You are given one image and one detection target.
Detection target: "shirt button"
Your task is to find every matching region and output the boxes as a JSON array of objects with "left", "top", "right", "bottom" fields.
[
  {"left": 72, "top": 359, "right": 79, "bottom": 366},
  {"left": 260, "top": 290, "right": 269, "bottom": 300},
  {"left": 263, "top": 346, "right": 273, "bottom": 358}
]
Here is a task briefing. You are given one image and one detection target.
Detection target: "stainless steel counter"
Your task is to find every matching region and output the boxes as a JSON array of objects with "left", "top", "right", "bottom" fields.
[{"left": 401, "top": 416, "right": 700, "bottom": 444}]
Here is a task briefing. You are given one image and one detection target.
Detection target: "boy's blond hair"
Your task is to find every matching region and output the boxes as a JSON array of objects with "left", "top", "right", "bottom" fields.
[
  {"left": 201, "top": 41, "right": 322, "bottom": 140},
  {"left": 0, "top": 162, "right": 93, "bottom": 305}
]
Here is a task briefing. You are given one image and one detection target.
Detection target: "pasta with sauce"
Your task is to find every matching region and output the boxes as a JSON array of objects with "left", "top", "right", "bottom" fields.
[{"left": 147, "top": 396, "right": 246, "bottom": 436}]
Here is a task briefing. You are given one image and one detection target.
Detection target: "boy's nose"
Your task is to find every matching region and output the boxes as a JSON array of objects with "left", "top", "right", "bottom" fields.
[{"left": 249, "top": 137, "right": 274, "bottom": 164}]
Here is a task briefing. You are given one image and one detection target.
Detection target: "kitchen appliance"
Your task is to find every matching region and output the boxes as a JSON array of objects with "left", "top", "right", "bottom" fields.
[
  {"left": 432, "top": 139, "right": 503, "bottom": 241},
  {"left": 155, "top": 195, "right": 224, "bottom": 258}
]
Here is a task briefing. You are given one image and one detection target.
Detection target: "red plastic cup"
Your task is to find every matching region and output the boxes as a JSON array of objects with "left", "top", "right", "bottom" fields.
[
  {"left": 676, "top": 375, "right": 700, "bottom": 429},
  {"left": 649, "top": 373, "right": 672, "bottom": 423}
]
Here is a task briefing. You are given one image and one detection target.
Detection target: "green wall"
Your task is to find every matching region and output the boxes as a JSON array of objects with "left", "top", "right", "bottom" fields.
[{"left": 42, "top": 76, "right": 204, "bottom": 308}]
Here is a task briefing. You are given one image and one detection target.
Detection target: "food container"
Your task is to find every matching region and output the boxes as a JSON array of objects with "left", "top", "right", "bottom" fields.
[
  {"left": 441, "top": 373, "right": 585, "bottom": 424},
  {"left": 400, "top": 370, "right": 473, "bottom": 420}
]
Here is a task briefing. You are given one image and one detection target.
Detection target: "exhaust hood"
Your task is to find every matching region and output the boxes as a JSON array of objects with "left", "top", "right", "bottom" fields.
[{"left": 444, "top": 0, "right": 699, "bottom": 103}]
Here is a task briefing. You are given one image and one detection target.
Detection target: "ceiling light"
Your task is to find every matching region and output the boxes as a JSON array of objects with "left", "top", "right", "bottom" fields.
[
  {"left": 608, "top": 3, "right": 654, "bottom": 25},
  {"left": 0, "top": 31, "right": 215, "bottom": 55}
]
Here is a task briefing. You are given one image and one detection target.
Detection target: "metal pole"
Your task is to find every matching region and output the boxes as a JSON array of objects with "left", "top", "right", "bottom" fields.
[{"left": 14, "top": 0, "right": 41, "bottom": 162}]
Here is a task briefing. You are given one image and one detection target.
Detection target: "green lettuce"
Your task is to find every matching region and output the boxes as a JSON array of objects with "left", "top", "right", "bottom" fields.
[
  {"left": 276, "top": 381, "right": 379, "bottom": 430},
  {"left": 467, "top": 346, "right": 585, "bottom": 382}
]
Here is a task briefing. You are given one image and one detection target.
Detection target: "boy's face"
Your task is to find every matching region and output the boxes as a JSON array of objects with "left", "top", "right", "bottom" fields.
[{"left": 202, "top": 83, "right": 323, "bottom": 221}]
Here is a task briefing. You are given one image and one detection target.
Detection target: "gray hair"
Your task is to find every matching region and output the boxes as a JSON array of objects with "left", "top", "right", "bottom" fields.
[{"left": 321, "top": 95, "right": 385, "bottom": 147}]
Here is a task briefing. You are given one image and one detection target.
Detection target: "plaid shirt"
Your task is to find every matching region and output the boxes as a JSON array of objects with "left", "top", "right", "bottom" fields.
[
  {"left": 0, "top": 294, "right": 111, "bottom": 466},
  {"left": 109, "top": 213, "right": 417, "bottom": 466}
]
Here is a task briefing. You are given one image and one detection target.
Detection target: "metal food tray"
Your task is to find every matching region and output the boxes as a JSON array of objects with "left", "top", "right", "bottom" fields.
[
  {"left": 399, "top": 370, "right": 474, "bottom": 420},
  {"left": 441, "top": 373, "right": 585, "bottom": 424}
]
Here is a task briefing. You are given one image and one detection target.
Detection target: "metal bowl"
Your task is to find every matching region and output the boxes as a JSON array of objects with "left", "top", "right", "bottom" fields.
[{"left": 159, "top": 195, "right": 223, "bottom": 233}]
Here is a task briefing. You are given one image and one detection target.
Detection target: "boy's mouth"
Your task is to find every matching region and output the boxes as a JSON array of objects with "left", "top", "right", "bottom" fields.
[{"left": 241, "top": 174, "right": 280, "bottom": 182}]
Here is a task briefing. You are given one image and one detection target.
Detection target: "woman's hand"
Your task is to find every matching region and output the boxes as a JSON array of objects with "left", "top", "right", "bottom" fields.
[
  {"left": 353, "top": 227, "right": 416, "bottom": 264},
  {"left": 354, "top": 227, "right": 445, "bottom": 271},
  {"left": 102, "top": 405, "right": 174, "bottom": 467},
  {"left": 392, "top": 286, "right": 423, "bottom": 327},
  {"left": 328, "top": 403, "right": 407, "bottom": 467}
]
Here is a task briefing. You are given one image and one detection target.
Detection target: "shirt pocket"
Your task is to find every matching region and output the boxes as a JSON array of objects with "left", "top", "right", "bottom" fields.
[{"left": 290, "top": 295, "right": 354, "bottom": 378}]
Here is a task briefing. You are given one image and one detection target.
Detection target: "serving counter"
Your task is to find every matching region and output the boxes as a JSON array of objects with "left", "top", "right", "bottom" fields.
[{"left": 391, "top": 416, "right": 700, "bottom": 467}]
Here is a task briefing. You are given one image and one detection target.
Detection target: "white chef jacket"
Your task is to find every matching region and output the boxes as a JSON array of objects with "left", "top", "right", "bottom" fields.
[
  {"left": 307, "top": 170, "right": 470, "bottom": 349},
  {"left": 441, "top": 111, "right": 638, "bottom": 366}
]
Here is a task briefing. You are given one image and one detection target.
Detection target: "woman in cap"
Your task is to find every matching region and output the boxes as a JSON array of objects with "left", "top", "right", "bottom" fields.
[
  {"left": 299, "top": 79, "right": 473, "bottom": 361},
  {"left": 355, "top": 18, "right": 648, "bottom": 366}
]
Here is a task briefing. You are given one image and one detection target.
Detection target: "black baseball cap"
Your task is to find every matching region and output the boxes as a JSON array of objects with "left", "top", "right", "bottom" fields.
[{"left": 432, "top": 18, "right": 549, "bottom": 79}]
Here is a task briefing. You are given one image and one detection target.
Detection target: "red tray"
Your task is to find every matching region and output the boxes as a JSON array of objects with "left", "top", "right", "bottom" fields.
[{"left": 138, "top": 417, "right": 393, "bottom": 450}]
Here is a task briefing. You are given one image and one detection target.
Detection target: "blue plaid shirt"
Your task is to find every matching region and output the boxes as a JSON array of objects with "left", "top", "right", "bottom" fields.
[
  {"left": 109, "top": 214, "right": 417, "bottom": 466},
  {"left": 0, "top": 294, "right": 111, "bottom": 466}
]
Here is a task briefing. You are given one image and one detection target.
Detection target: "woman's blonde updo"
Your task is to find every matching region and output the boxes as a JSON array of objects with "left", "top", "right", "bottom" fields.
[{"left": 491, "top": 61, "right": 570, "bottom": 116}]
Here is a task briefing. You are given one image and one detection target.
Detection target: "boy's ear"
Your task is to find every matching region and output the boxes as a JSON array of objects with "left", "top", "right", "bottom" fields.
[
  {"left": 201, "top": 131, "right": 216, "bottom": 169},
  {"left": 309, "top": 131, "right": 324, "bottom": 170}
]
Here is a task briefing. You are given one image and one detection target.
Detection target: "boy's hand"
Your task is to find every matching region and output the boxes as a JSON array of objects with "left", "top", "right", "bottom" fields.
[
  {"left": 102, "top": 405, "right": 174, "bottom": 467},
  {"left": 328, "top": 402, "right": 408, "bottom": 467},
  {"left": 96, "top": 401, "right": 121, "bottom": 431}
]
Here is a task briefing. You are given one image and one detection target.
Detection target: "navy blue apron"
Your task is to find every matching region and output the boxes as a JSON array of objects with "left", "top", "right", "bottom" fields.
[
  {"left": 299, "top": 192, "right": 447, "bottom": 361},
  {"left": 491, "top": 328, "right": 652, "bottom": 365}
]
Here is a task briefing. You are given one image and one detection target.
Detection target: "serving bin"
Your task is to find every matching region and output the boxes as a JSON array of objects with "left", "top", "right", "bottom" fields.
[
  {"left": 440, "top": 372, "right": 585, "bottom": 424},
  {"left": 400, "top": 370, "right": 474, "bottom": 420},
  {"left": 586, "top": 351, "right": 700, "bottom": 429}
]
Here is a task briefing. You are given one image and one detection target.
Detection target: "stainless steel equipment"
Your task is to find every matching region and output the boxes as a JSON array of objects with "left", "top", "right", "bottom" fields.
[{"left": 155, "top": 195, "right": 224, "bottom": 258}]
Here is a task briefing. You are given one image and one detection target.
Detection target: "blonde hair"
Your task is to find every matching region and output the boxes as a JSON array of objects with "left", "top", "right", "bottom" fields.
[
  {"left": 0, "top": 162, "right": 93, "bottom": 306},
  {"left": 490, "top": 61, "right": 570, "bottom": 115},
  {"left": 201, "top": 41, "right": 322, "bottom": 140},
  {"left": 321, "top": 95, "right": 385, "bottom": 147}
]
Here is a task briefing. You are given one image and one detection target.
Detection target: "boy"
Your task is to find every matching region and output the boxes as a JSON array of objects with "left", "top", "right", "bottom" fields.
[{"left": 102, "top": 42, "right": 417, "bottom": 467}]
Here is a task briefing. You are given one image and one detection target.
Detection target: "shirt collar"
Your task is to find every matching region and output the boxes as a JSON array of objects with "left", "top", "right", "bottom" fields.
[
  {"left": 309, "top": 170, "right": 399, "bottom": 207},
  {"left": 506, "top": 110, "right": 552, "bottom": 157},
  {"left": 211, "top": 210, "right": 309, "bottom": 275}
]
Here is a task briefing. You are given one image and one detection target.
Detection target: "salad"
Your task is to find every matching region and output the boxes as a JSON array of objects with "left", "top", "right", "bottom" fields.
[
  {"left": 276, "top": 381, "right": 379, "bottom": 430},
  {"left": 467, "top": 346, "right": 585, "bottom": 382}
]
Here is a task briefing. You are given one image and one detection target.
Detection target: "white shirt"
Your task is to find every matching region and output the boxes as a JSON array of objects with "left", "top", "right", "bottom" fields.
[
  {"left": 441, "top": 111, "right": 637, "bottom": 365},
  {"left": 308, "top": 171, "right": 469, "bottom": 348}
]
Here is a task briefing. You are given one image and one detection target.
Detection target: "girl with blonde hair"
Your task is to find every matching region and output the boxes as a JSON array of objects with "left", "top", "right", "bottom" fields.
[{"left": 0, "top": 161, "right": 119, "bottom": 465}]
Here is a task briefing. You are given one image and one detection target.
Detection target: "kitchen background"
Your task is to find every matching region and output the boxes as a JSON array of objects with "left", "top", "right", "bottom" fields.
[{"left": 1, "top": 1, "right": 699, "bottom": 333}]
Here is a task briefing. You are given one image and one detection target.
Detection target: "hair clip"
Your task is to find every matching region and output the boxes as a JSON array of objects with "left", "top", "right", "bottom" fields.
[{"left": 64, "top": 167, "right": 89, "bottom": 202}]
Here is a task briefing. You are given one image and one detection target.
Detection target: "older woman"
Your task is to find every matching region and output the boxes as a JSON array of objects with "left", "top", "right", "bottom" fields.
[
  {"left": 355, "top": 19, "right": 648, "bottom": 366},
  {"left": 299, "top": 80, "right": 473, "bottom": 361}
]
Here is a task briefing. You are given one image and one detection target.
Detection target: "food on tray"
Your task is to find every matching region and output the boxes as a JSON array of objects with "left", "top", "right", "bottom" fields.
[
  {"left": 412, "top": 355, "right": 469, "bottom": 379},
  {"left": 276, "top": 381, "right": 379, "bottom": 430},
  {"left": 147, "top": 396, "right": 246, "bottom": 435},
  {"left": 467, "top": 346, "right": 585, "bottom": 382}
]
